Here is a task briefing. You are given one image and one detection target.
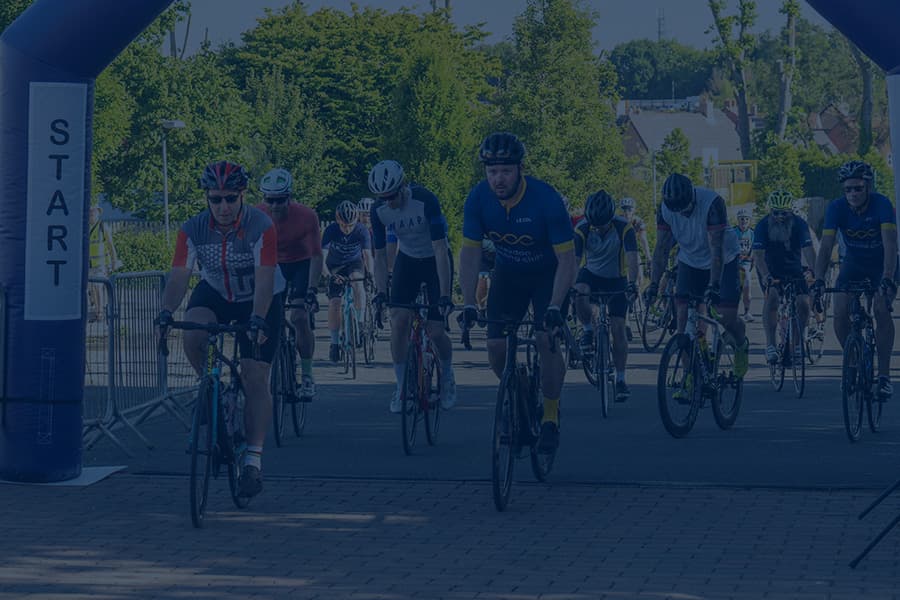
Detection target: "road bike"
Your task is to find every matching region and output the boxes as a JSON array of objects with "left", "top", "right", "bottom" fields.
[
  {"left": 387, "top": 284, "right": 443, "bottom": 455},
  {"left": 642, "top": 264, "right": 677, "bottom": 352},
  {"left": 361, "top": 276, "right": 377, "bottom": 364},
  {"left": 334, "top": 275, "right": 367, "bottom": 379},
  {"left": 576, "top": 291, "right": 624, "bottom": 418},
  {"left": 657, "top": 297, "right": 743, "bottom": 438},
  {"left": 768, "top": 279, "right": 807, "bottom": 398},
  {"left": 159, "top": 321, "right": 253, "bottom": 528},
  {"left": 270, "top": 298, "right": 308, "bottom": 446}
]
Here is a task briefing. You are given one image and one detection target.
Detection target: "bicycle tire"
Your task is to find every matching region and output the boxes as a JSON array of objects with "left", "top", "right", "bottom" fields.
[
  {"left": 842, "top": 334, "right": 865, "bottom": 442},
  {"left": 348, "top": 317, "right": 358, "bottom": 380},
  {"left": 597, "top": 326, "right": 611, "bottom": 418},
  {"left": 226, "top": 386, "right": 251, "bottom": 510},
  {"left": 291, "top": 394, "right": 307, "bottom": 437},
  {"left": 492, "top": 370, "right": 516, "bottom": 512},
  {"left": 363, "top": 304, "right": 376, "bottom": 364},
  {"left": 642, "top": 296, "right": 671, "bottom": 352},
  {"left": 711, "top": 337, "right": 743, "bottom": 430},
  {"left": 770, "top": 316, "right": 787, "bottom": 391},
  {"left": 424, "top": 346, "right": 441, "bottom": 446},
  {"left": 630, "top": 294, "right": 644, "bottom": 340},
  {"left": 189, "top": 380, "right": 214, "bottom": 528},
  {"left": 270, "top": 340, "right": 288, "bottom": 448},
  {"left": 401, "top": 345, "right": 420, "bottom": 455},
  {"left": 866, "top": 347, "right": 882, "bottom": 433},
  {"left": 658, "top": 334, "right": 700, "bottom": 438},
  {"left": 806, "top": 315, "right": 826, "bottom": 365},
  {"left": 792, "top": 316, "right": 806, "bottom": 398}
]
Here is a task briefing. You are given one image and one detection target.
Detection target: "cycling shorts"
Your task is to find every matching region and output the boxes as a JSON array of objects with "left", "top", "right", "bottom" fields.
[
  {"left": 836, "top": 256, "right": 898, "bottom": 289},
  {"left": 575, "top": 270, "right": 628, "bottom": 318},
  {"left": 327, "top": 260, "right": 365, "bottom": 299},
  {"left": 186, "top": 280, "right": 284, "bottom": 363},
  {"left": 279, "top": 260, "right": 311, "bottom": 300},
  {"left": 486, "top": 266, "right": 555, "bottom": 339},
  {"left": 391, "top": 252, "right": 442, "bottom": 321},
  {"left": 675, "top": 258, "right": 741, "bottom": 308}
]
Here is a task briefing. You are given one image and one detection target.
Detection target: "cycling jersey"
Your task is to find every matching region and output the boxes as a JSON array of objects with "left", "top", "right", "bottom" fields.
[
  {"left": 372, "top": 184, "right": 447, "bottom": 259},
  {"left": 735, "top": 226, "right": 754, "bottom": 267},
  {"left": 752, "top": 214, "right": 812, "bottom": 278},
  {"left": 321, "top": 222, "right": 371, "bottom": 268},
  {"left": 630, "top": 216, "right": 647, "bottom": 235},
  {"left": 573, "top": 217, "right": 637, "bottom": 279},
  {"left": 258, "top": 202, "right": 322, "bottom": 264},
  {"left": 462, "top": 176, "right": 574, "bottom": 270},
  {"left": 823, "top": 192, "right": 896, "bottom": 266},
  {"left": 172, "top": 206, "right": 286, "bottom": 303},
  {"left": 658, "top": 187, "right": 740, "bottom": 269}
]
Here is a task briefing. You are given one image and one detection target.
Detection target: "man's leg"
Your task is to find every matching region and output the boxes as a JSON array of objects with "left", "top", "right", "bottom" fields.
[
  {"left": 574, "top": 282, "right": 593, "bottom": 352},
  {"left": 389, "top": 308, "right": 412, "bottom": 412},
  {"left": 832, "top": 292, "right": 851, "bottom": 349},
  {"left": 183, "top": 306, "right": 218, "bottom": 375},
  {"left": 427, "top": 321, "right": 456, "bottom": 409}
]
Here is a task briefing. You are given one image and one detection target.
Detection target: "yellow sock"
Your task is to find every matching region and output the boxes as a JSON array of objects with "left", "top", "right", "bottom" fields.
[{"left": 542, "top": 397, "right": 559, "bottom": 425}]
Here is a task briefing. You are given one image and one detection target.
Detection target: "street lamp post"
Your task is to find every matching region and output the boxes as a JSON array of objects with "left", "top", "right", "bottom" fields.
[{"left": 160, "top": 119, "right": 186, "bottom": 245}]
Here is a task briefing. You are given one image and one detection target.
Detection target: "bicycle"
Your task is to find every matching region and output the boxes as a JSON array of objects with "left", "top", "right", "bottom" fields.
[
  {"left": 767, "top": 279, "right": 807, "bottom": 398},
  {"left": 270, "top": 298, "right": 308, "bottom": 446},
  {"left": 386, "top": 284, "right": 444, "bottom": 455},
  {"left": 823, "top": 281, "right": 886, "bottom": 442},
  {"left": 657, "top": 296, "right": 744, "bottom": 438},
  {"left": 158, "top": 321, "right": 253, "bottom": 528},
  {"left": 805, "top": 267, "right": 833, "bottom": 365},
  {"left": 334, "top": 275, "right": 367, "bottom": 379},
  {"left": 576, "top": 291, "right": 623, "bottom": 419},
  {"left": 473, "top": 316, "right": 560, "bottom": 511},
  {"left": 642, "top": 265, "right": 677, "bottom": 353},
  {"left": 628, "top": 290, "right": 644, "bottom": 343},
  {"left": 361, "top": 276, "right": 377, "bottom": 364}
]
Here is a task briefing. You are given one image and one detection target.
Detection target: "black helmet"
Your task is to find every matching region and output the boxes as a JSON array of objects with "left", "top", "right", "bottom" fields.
[
  {"left": 199, "top": 160, "right": 250, "bottom": 191},
  {"left": 479, "top": 132, "right": 526, "bottom": 165},
  {"left": 837, "top": 160, "right": 874, "bottom": 183},
  {"left": 662, "top": 173, "right": 694, "bottom": 212},
  {"left": 584, "top": 190, "right": 616, "bottom": 227}
]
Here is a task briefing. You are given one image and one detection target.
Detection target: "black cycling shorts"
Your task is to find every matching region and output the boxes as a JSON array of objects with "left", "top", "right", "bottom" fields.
[
  {"left": 279, "top": 260, "right": 311, "bottom": 300},
  {"left": 575, "top": 270, "right": 628, "bottom": 318},
  {"left": 327, "top": 260, "right": 365, "bottom": 299},
  {"left": 486, "top": 266, "right": 555, "bottom": 339},
  {"left": 186, "top": 280, "right": 283, "bottom": 363},
  {"left": 391, "top": 252, "right": 442, "bottom": 321},
  {"left": 675, "top": 258, "right": 741, "bottom": 308}
]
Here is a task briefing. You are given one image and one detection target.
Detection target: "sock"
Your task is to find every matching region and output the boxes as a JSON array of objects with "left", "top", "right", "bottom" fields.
[
  {"left": 330, "top": 330, "right": 340, "bottom": 344},
  {"left": 616, "top": 370, "right": 625, "bottom": 383},
  {"left": 542, "top": 397, "right": 559, "bottom": 425},
  {"left": 394, "top": 363, "right": 406, "bottom": 391},
  {"left": 244, "top": 445, "right": 263, "bottom": 469},
  {"left": 301, "top": 358, "right": 312, "bottom": 377}
]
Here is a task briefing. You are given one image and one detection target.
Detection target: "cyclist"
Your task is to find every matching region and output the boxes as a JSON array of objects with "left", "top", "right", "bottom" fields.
[
  {"left": 619, "top": 197, "right": 652, "bottom": 285},
  {"left": 734, "top": 207, "right": 755, "bottom": 322},
  {"left": 752, "top": 190, "right": 817, "bottom": 364},
  {"left": 458, "top": 132, "right": 576, "bottom": 453},
  {"left": 257, "top": 167, "right": 323, "bottom": 402},
  {"left": 574, "top": 190, "right": 639, "bottom": 400},
  {"left": 645, "top": 173, "right": 749, "bottom": 378},
  {"left": 157, "top": 160, "right": 284, "bottom": 499},
  {"left": 368, "top": 159, "right": 457, "bottom": 413},
  {"left": 813, "top": 160, "right": 898, "bottom": 400},
  {"left": 322, "top": 200, "right": 372, "bottom": 362}
]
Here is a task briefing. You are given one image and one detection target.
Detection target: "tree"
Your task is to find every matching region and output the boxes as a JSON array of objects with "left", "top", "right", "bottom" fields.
[
  {"left": 608, "top": 39, "right": 714, "bottom": 100},
  {"left": 754, "top": 137, "right": 804, "bottom": 212},
  {"left": 0, "top": 0, "right": 32, "bottom": 32},
  {"left": 775, "top": 0, "right": 799, "bottom": 141},
  {"left": 847, "top": 42, "right": 875, "bottom": 155},
  {"left": 708, "top": 0, "right": 756, "bottom": 159},
  {"left": 654, "top": 128, "right": 703, "bottom": 187}
]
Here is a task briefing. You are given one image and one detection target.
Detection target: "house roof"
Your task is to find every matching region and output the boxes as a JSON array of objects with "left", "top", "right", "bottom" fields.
[{"left": 626, "top": 108, "right": 743, "bottom": 162}]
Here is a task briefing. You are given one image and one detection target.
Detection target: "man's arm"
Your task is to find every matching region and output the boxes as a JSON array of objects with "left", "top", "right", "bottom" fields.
[
  {"left": 650, "top": 229, "right": 674, "bottom": 285},
  {"left": 374, "top": 248, "right": 389, "bottom": 294},
  {"left": 432, "top": 237, "right": 452, "bottom": 297},
  {"left": 752, "top": 249, "right": 769, "bottom": 282},
  {"left": 801, "top": 246, "right": 817, "bottom": 276},
  {"left": 309, "top": 254, "right": 324, "bottom": 289},
  {"left": 362, "top": 249, "right": 374, "bottom": 277},
  {"left": 459, "top": 244, "right": 481, "bottom": 306},
  {"left": 638, "top": 230, "right": 652, "bottom": 268},
  {"left": 708, "top": 228, "right": 725, "bottom": 284},
  {"left": 815, "top": 234, "right": 836, "bottom": 281},
  {"left": 320, "top": 249, "right": 331, "bottom": 278},
  {"left": 161, "top": 267, "right": 192, "bottom": 313},
  {"left": 252, "top": 265, "right": 275, "bottom": 319},
  {"left": 882, "top": 228, "right": 898, "bottom": 281},
  {"left": 626, "top": 250, "right": 639, "bottom": 284}
]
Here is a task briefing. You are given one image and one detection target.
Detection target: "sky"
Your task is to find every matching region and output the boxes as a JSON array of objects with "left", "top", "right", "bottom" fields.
[{"left": 177, "top": 0, "right": 833, "bottom": 55}]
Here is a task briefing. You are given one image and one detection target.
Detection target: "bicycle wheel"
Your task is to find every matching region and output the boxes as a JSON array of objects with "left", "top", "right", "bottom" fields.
[
  {"left": 865, "top": 348, "right": 882, "bottom": 433},
  {"left": 770, "top": 318, "right": 786, "bottom": 391},
  {"left": 658, "top": 334, "right": 701, "bottom": 438},
  {"left": 401, "top": 345, "right": 420, "bottom": 455},
  {"left": 805, "top": 316, "right": 826, "bottom": 365},
  {"left": 291, "top": 387, "right": 307, "bottom": 438},
  {"left": 363, "top": 305, "right": 376, "bottom": 364},
  {"left": 597, "top": 327, "right": 611, "bottom": 418},
  {"left": 630, "top": 294, "right": 644, "bottom": 340},
  {"left": 842, "top": 333, "right": 865, "bottom": 442},
  {"left": 711, "top": 337, "right": 743, "bottom": 430},
  {"left": 424, "top": 346, "right": 441, "bottom": 446},
  {"left": 492, "top": 370, "right": 516, "bottom": 512},
  {"left": 348, "top": 317, "right": 358, "bottom": 380},
  {"left": 270, "top": 340, "right": 288, "bottom": 448},
  {"left": 189, "top": 380, "right": 214, "bottom": 528},
  {"left": 226, "top": 387, "right": 251, "bottom": 510},
  {"left": 641, "top": 295, "right": 670, "bottom": 352},
  {"left": 791, "top": 316, "right": 806, "bottom": 398}
]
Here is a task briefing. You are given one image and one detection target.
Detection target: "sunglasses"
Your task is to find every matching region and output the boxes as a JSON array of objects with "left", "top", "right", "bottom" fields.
[
  {"left": 264, "top": 195, "right": 289, "bottom": 205},
  {"left": 843, "top": 185, "right": 865, "bottom": 193},
  {"left": 771, "top": 209, "right": 791, "bottom": 218},
  {"left": 208, "top": 194, "right": 240, "bottom": 205},
  {"left": 379, "top": 191, "right": 401, "bottom": 202}
]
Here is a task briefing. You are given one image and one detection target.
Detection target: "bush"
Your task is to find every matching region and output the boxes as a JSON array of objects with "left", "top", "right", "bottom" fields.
[{"left": 113, "top": 227, "right": 174, "bottom": 272}]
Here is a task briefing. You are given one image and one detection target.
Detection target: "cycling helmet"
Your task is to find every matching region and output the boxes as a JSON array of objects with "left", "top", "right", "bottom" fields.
[
  {"left": 767, "top": 189, "right": 794, "bottom": 211},
  {"left": 736, "top": 207, "right": 751, "bottom": 219},
  {"left": 358, "top": 197, "right": 374, "bottom": 213},
  {"left": 336, "top": 200, "right": 359, "bottom": 225},
  {"left": 619, "top": 197, "right": 636, "bottom": 210},
  {"left": 837, "top": 160, "right": 874, "bottom": 183},
  {"left": 584, "top": 189, "right": 616, "bottom": 227},
  {"left": 478, "top": 132, "right": 526, "bottom": 165},
  {"left": 259, "top": 168, "right": 293, "bottom": 196},
  {"left": 368, "top": 160, "right": 405, "bottom": 196},
  {"left": 661, "top": 173, "right": 694, "bottom": 212},
  {"left": 199, "top": 160, "right": 249, "bottom": 191}
]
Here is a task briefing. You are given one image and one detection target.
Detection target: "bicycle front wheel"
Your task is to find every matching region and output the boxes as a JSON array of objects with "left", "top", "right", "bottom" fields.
[
  {"left": 770, "top": 319, "right": 787, "bottom": 391},
  {"left": 492, "top": 371, "right": 516, "bottom": 512},
  {"left": 658, "top": 335, "right": 700, "bottom": 438},
  {"left": 363, "top": 305, "right": 376, "bottom": 364},
  {"left": 711, "top": 338, "right": 743, "bottom": 430},
  {"left": 597, "top": 327, "right": 612, "bottom": 418},
  {"left": 424, "top": 347, "right": 441, "bottom": 446},
  {"left": 806, "top": 315, "right": 826, "bottom": 365},
  {"left": 270, "top": 340, "right": 288, "bottom": 448},
  {"left": 630, "top": 294, "right": 644, "bottom": 340},
  {"left": 189, "top": 380, "right": 214, "bottom": 528},
  {"left": 401, "top": 345, "right": 421, "bottom": 455},
  {"left": 348, "top": 318, "right": 358, "bottom": 380},
  {"left": 791, "top": 317, "right": 806, "bottom": 398},
  {"left": 842, "top": 334, "right": 866, "bottom": 442},
  {"left": 865, "top": 347, "right": 882, "bottom": 433},
  {"left": 642, "top": 296, "right": 671, "bottom": 352},
  {"left": 226, "top": 387, "right": 251, "bottom": 510}
]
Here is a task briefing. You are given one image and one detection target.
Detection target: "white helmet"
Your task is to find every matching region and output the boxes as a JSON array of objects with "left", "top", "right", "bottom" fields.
[
  {"left": 619, "top": 196, "right": 636, "bottom": 210},
  {"left": 336, "top": 200, "right": 359, "bottom": 225},
  {"left": 368, "top": 160, "right": 405, "bottom": 196},
  {"left": 736, "top": 207, "right": 751, "bottom": 219},
  {"left": 259, "top": 168, "right": 293, "bottom": 196},
  {"left": 358, "top": 197, "right": 374, "bottom": 212}
]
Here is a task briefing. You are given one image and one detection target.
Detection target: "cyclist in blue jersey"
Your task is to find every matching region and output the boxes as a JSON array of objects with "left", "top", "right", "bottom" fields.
[
  {"left": 368, "top": 160, "right": 456, "bottom": 413},
  {"left": 322, "top": 200, "right": 373, "bottom": 363},
  {"left": 734, "top": 207, "right": 755, "bottom": 322},
  {"left": 458, "top": 132, "right": 576, "bottom": 453},
  {"left": 813, "top": 160, "right": 898, "bottom": 400}
]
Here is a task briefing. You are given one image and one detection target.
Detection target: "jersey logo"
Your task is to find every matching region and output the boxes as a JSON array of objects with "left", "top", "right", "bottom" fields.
[
  {"left": 844, "top": 229, "right": 878, "bottom": 239},
  {"left": 488, "top": 231, "right": 535, "bottom": 246},
  {"left": 515, "top": 217, "right": 533, "bottom": 224}
]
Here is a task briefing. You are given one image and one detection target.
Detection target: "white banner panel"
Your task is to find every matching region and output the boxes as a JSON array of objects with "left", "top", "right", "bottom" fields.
[{"left": 25, "top": 82, "right": 87, "bottom": 320}]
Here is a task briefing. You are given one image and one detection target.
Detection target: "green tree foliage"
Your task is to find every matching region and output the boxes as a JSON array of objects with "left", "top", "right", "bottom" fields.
[
  {"left": 654, "top": 128, "right": 703, "bottom": 185},
  {"left": 0, "top": 0, "right": 32, "bottom": 32},
  {"left": 113, "top": 228, "right": 175, "bottom": 272},
  {"left": 608, "top": 39, "right": 714, "bottom": 100},
  {"left": 754, "top": 138, "right": 804, "bottom": 212},
  {"left": 495, "top": 0, "right": 625, "bottom": 204}
]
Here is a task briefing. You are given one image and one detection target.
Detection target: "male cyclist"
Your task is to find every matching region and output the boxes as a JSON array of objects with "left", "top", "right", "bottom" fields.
[
  {"left": 157, "top": 161, "right": 284, "bottom": 499},
  {"left": 619, "top": 197, "right": 652, "bottom": 284},
  {"left": 257, "top": 168, "right": 323, "bottom": 401},
  {"left": 813, "top": 160, "right": 898, "bottom": 400},
  {"left": 752, "top": 190, "right": 816, "bottom": 364},
  {"left": 368, "top": 160, "right": 457, "bottom": 413},
  {"left": 322, "top": 200, "right": 372, "bottom": 362},
  {"left": 734, "top": 207, "right": 755, "bottom": 322},
  {"left": 645, "top": 173, "right": 749, "bottom": 378},
  {"left": 458, "top": 132, "right": 576, "bottom": 453},
  {"left": 574, "top": 190, "right": 639, "bottom": 400}
]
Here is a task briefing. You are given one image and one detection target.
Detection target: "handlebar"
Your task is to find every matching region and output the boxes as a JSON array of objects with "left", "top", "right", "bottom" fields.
[{"left": 157, "top": 320, "right": 259, "bottom": 360}]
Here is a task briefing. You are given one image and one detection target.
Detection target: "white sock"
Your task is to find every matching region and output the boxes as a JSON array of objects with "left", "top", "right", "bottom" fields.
[
  {"left": 244, "top": 445, "right": 263, "bottom": 469},
  {"left": 393, "top": 363, "right": 405, "bottom": 391}
]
